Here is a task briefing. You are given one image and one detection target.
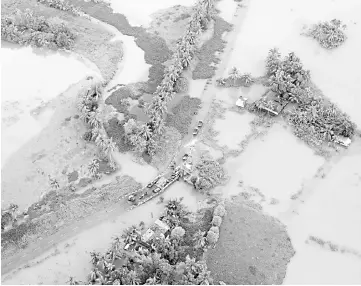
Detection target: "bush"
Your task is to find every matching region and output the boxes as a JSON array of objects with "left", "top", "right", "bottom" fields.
[
  {"left": 1, "top": 9, "right": 76, "bottom": 50},
  {"left": 174, "top": 76, "right": 189, "bottom": 93},
  {"left": 211, "top": 215, "right": 222, "bottom": 227},
  {"left": 195, "top": 155, "right": 227, "bottom": 191},
  {"left": 209, "top": 226, "right": 219, "bottom": 235},
  {"left": 206, "top": 230, "right": 219, "bottom": 245},
  {"left": 304, "top": 19, "right": 347, "bottom": 49},
  {"left": 213, "top": 205, "right": 226, "bottom": 217},
  {"left": 171, "top": 226, "right": 186, "bottom": 238}
]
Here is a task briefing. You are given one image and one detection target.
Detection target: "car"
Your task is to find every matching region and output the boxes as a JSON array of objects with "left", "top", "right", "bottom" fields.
[
  {"left": 147, "top": 182, "right": 154, "bottom": 188},
  {"left": 139, "top": 194, "right": 145, "bottom": 200},
  {"left": 127, "top": 195, "right": 135, "bottom": 202},
  {"left": 144, "top": 191, "right": 148, "bottom": 196},
  {"left": 153, "top": 187, "right": 161, "bottom": 193},
  {"left": 182, "top": 154, "right": 189, "bottom": 161},
  {"left": 197, "top": 120, "right": 203, "bottom": 128},
  {"left": 193, "top": 128, "right": 199, "bottom": 136}
]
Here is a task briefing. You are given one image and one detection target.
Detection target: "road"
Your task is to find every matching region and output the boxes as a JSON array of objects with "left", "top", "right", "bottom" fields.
[{"left": 1, "top": 3, "right": 246, "bottom": 276}]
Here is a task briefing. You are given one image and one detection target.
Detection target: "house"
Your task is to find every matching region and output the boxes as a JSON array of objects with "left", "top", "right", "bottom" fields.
[
  {"left": 334, "top": 135, "right": 351, "bottom": 147},
  {"left": 236, "top": 96, "right": 248, "bottom": 108},
  {"left": 141, "top": 219, "right": 170, "bottom": 243}
]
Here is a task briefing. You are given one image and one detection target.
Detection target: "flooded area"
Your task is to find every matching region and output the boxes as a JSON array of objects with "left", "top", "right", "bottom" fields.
[
  {"left": 217, "top": 0, "right": 238, "bottom": 22},
  {"left": 213, "top": 111, "right": 255, "bottom": 150},
  {"left": 109, "top": 0, "right": 196, "bottom": 27},
  {"left": 1, "top": 41, "right": 98, "bottom": 167},
  {"left": 224, "top": 0, "right": 361, "bottom": 126},
  {"left": 1, "top": 181, "right": 203, "bottom": 285},
  {"left": 216, "top": 0, "right": 361, "bottom": 282}
]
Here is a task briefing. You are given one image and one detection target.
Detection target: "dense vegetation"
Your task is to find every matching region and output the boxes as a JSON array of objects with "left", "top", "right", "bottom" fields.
[
  {"left": 303, "top": 19, "right": 347, "bottom": 49},
  {"left": 37, "top": 0, "right": 83, "bottom": 17},
  {"left": 216, "top": 67, "right": 255, "bottom": 88},
  {"left": 71, "top": 199, "right": 222, "bottom": 285},
  {"left": 77, "top": 81, "right": 117, "bottom": 167},
  {"left": 1, "top": 9, "right": 76, "bottom": 50},
  {"left": 264, "top": 48, "right": 356, "bottom": 149},
  {"left": 194, "top": 155, "right": 227, "bottom": 192},
  {"left": 121, "top": 0, "right": 216, "bottom": 155}
]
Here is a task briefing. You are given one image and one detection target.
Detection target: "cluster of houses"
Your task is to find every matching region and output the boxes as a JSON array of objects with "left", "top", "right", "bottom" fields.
[{"left": 123, "top": 219, "right": 171, "bottom": 252}]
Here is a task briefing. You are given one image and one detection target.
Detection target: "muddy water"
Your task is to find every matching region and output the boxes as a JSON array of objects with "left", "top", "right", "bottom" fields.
[
  {"left": 109, "top": 0, "right": 196, "bottom": 28},
  {"left": 213, "top": 111, "right": 255, "bottom": 150},
  {"left": 1, "top": 41, "right": 99, "bottom": 167},
  {"left": 2, "top": 181, "right": 204, "bottom": 285},
  {"left": 222, "top": 0, "right": 361, "bottom": 282}
]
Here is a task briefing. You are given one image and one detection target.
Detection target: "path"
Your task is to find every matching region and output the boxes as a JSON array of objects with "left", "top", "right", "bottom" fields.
[{"left": 1, "top": 2, "right": 248, "bottom": 276}]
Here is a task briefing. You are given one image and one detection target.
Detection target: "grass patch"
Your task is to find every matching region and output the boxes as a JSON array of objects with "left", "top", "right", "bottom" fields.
[
  {"left": 150, "top": 126, "right": 182, "bottom": 171},
  {"left": 192, "top": 16, "right": 232, "bottom": 79},
  {"left": 206, "top": 197, "right": 295, "bottom": 285},
  {"left": 165, "top": 95, "right": 202, "bottom": 137},
  {"left": 104, "top": 117, "right": 135, "bottom": 153},
  {"left": 181, "top": 208, "right": 213, "bottom": 260},
  {"left": 1, "top": 0, "right": 123, "bottom": 82}
]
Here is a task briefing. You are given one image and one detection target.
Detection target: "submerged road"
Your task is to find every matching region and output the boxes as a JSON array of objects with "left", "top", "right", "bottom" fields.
[{"left": 1, "top": 3, "right": 247, "bottom": 277}]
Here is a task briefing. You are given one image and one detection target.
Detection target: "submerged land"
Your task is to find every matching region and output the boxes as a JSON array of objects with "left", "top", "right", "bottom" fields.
[{"left": 1, "top": 0, "right": 361, "bottom": 284}]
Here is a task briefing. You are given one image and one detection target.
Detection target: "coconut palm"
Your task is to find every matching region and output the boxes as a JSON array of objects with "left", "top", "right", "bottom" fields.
[
  {"left": 88, "top": 159, "right": 100, "bottom": 178},
  {"left": 193, "top": 230, "right": 207, "bottom": 249},
  {"left": 90, "top": 251, "right": 102, "bottom": 266},
  {"left": 87, "top": 111, "right": 101, "bottom": 129},
  {"left": 102, "top": 137, "right": 116, "bottom": 157},
  {"left": 145, "top": 276, "right": 158, "bottom": 285}
]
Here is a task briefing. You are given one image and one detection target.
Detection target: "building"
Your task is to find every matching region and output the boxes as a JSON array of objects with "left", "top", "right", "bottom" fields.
[
  {"left": 141, "top": 219, "right": 170, "bottom": 243},
  {"left": 236, "top": 96, "right": 248, "bottom": 108}
]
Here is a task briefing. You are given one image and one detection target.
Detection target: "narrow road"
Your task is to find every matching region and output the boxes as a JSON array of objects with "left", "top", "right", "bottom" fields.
[{"left": 1, "top": 2, "right": 248, "bottom": 277}]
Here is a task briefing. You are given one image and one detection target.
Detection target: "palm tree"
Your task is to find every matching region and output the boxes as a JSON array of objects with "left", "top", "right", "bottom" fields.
[
  {"left": 90, "top": 251, "right": 102, "bottom": 266},
  {"left": 127, "top": 270, "right": 141, "bottom": 285},
  {"left": 145, "top": 276, "right": 158, "bottom": 285},
  {"left": 88, "top": 159, "right": 100, "bottom": 178},
  {"left": 102, "top": 137, "right": 116, "bottom": 157},
  {"left": 193, "top": 230, "right": 207, "bottom": 249},
  {"left": 139, "top": 123, "right": 153, "bottom": 141},
  {"left": 87, "top": 111, "right": 100, "bottom": 129},
  {"left": 228, "top": 67, "right": 241, "bottom": 83}
]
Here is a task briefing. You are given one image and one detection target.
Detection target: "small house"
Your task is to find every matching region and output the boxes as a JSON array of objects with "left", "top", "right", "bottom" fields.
[{"left": 236, "top": 96, "right": 248, "bottom": 108}]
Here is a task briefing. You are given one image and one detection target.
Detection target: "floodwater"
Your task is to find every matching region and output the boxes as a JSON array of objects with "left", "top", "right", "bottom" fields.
[
  {"left": 109, "top": 0, "right": 196, "bottom": 27},
  {"left": 213, "top": 111, "right": 255, "bottom": 150},
  {"left": 217, "top": 0, "right": 238, "bottom": 23},
  {"left": 2, "top": 181, "right": 204, "bottom": 285},
  {"left": 1, "top": 41, "right": 98, "bottom": 167},
  {"left": 222, "top": 0, "right": 361, "bottom": 282},
  {"left": 224, "top": 0, "right": 361, "bottom": 126}
]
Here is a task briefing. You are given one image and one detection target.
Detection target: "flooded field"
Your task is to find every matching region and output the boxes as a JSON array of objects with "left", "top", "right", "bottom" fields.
[
  {"left": 1, "top": 41, "right": 98, "bottom": 168},
  {"left": 1, "top": 181, "right": 203, "bottom": 285},
  {"left": 109, "top": 0, "right": 195, "bottom": 27}
]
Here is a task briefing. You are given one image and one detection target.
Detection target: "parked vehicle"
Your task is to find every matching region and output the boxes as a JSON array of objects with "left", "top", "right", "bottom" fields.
[
  {"left": 147, "top": 182, "right": 154, "bottom": 188},
  {"left": 197, "top": 120, "right": 203, "bottom": 128},
  {"left": 139, "top": 194, "right": 145, "bottom": 200},
  {"left": 153, "top": 187, "right": 161, "bottom": 193},
  {"left": 128, "top": 195, "right": 136, "bottom": 202},
  {"left": 182, "top": 154, "right": 189, "bottom": 161},
  {"left": 193, "top": 128, "right": 199, "bottom": 136}
]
